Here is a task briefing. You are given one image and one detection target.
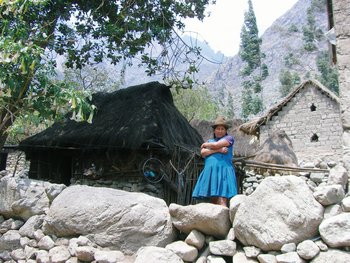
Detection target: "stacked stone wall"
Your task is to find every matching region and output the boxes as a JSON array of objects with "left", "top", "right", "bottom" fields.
[
  {"left": 333, "top": 0, "right": 350, "bottom": 172},
  {"left": 260, "top": 84, "right": 342, "bottom": 162}
]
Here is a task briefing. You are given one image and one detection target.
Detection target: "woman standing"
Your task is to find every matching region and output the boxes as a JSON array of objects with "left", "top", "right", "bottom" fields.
[{"left": 192, "top": 116, "right": 238, "bottom": 207}]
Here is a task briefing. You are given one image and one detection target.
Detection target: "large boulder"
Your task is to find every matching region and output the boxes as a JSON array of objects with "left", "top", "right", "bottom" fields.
[
  {"left": 42, "top": 185, "right": 175, "bottom": 254},
  {"left": 232, "top": 176, "right": 324, "bottom": 251},
  {"left": 169, "top": 203, "right": 231, "bottom": 239},
  {"left": 0, "top": 176, "right": 53, "bottom": 220}
]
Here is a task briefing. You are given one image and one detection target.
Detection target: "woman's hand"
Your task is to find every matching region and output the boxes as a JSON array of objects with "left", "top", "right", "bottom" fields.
[
  {"left": 201, "top": 142, "right": 210, "bottom": 149},
  {"left": 219, "top": 147, "right": 228, "bottom": 154}
]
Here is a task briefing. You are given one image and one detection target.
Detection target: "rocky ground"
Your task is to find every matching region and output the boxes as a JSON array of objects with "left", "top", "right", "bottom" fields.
[{"left": 0, "top": 158, "right": 349, "bottom": 262}]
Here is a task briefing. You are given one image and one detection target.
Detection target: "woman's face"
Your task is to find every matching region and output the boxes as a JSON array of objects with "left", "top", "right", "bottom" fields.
[{"left": 214, "top": 125, "right": 227, "bottom": 138}]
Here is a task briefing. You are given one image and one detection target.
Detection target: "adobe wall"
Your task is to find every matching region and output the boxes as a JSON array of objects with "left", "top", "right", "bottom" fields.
[
  {"left": 333, "top": 0, "right": 350, "bottom": 171},
  {"left": 259, "top": 83, "right": 343, "bottom": 163}
]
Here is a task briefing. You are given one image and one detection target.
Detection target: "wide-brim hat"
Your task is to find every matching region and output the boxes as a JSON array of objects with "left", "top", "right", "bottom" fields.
[{"left": 211, "top": 116, "right": 231, "bottom": 129}]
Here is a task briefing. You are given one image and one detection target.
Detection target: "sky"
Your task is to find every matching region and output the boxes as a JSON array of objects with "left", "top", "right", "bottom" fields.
[{"left": 183, "top": 0, "right": 299, "bottom": 57}]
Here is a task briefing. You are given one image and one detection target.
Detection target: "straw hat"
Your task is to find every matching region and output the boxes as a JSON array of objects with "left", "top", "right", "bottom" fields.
[{"left": 211, "top": 116, "right": 231, "bottom": 129}]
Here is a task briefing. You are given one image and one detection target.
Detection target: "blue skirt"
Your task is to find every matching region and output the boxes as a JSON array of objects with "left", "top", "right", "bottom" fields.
[{"left": 192, "top": 156, "right": 238, "bottom": 199}]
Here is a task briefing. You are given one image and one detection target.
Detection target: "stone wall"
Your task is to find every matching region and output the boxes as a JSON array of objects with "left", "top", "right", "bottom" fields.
[
  {"left": 333, "top": 0, "right": 350, "bottom": 171},
  {"left": 3, "top": 151, "right": 174, "bottom": 203},
  {"left": 3, "top": 151, "right": 29, "bottom": 176},
  {"left": 260, "top": 83, "right": 343, "bottom": 163}
]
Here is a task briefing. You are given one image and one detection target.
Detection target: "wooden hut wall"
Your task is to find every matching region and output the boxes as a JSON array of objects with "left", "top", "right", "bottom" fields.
[{"left": 27, "top": 151, "right": 72, "bottom": 185}]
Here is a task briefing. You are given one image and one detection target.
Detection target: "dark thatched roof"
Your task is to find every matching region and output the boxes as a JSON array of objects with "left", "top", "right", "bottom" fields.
[
  {"left": 239, "top": 79, "right": 340, "bottom": 136},
  {"left": 19, "top": 82, "right": 203, "bottom": 155}
]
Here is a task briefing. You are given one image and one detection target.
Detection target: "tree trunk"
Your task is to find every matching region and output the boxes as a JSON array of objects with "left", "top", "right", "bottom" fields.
[{"left": 0, "top": 113, "right": 12, "bottom": 150}]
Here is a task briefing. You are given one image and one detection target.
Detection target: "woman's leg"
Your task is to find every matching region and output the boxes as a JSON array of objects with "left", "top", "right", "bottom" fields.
[
  {"left": 210, "top": 197, "right": 228, "bottom": 207},
  {"left": 217, "top": 197, "right": 228, "bottom": 207}
]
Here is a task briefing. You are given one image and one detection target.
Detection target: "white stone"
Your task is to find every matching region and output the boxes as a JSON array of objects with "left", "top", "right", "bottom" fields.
[
  {"left": 94, "top": 250, "right": 125, "bottom": 263},
  {"left": 68, "top": 238, "right": 78, "bottom": 256},
  {"left": 0, "top": 230, "right": 22, "bottom": 251},
  {"left": 49, "top": 245, "right": 71, "bottom": 263},
  {"left": 281, "top": 243, "right": 296, "bottom": 253},
  {"left": 257, "top": 254, "right": 277, "bottom": 263},
  {"left": 185, "top": 229, "right": 205, "bottom": 250},
  {"left": 37, "top": 236, "right": 55, "bottom": 250},
  {"left": 296, "top": 240, "right": 320, "bottom": 260},
  {"left": 313, "top": 184, "right": 345, "bottom": 206},
  {"left": 170, "top": 203, "right": 230, "bottom": 238},
  {"left": 323, "top": 204, "right": 342, "bottom": 219},
  {"left": 319, "top": 213, "right": 350, "bottom": 247},
  {"left": 232, "top": 251, "right": 258, "bottom": 262},
  {"left": 18, "top": 215, "right": 45, "bottom": 239},
  {"left": 209, "top": 240, "right": 236, "bottom": 256},
  {"left": 207, "top": 255, "right": 226, "bottom": 263},
  {"left": 65, "top": 257, "right": 79, "bottom": 263},
  {"left": 314, "top": 240, "right": 328, "bottom": 252},
  {"left": 45, "top": 183, "right": 66, "bottom": 201},
  {"left": 10, "top": 248, "right": 26, "bottom": 260},
  {"left": 310, "top": 173, "right": 324, "bottom": 184},
  {"left": 0, "top": 177, "right": 51, "bottom": 220},
  {"left": 24, "top": 245, "right": 38, "bottom": 260},
  {"left": 328, "top": 164, "right": 348, "bottom": 187},
  {"left": 134, "top": 246, "right": 183, "bottom": 263},
  {"left": 33, "top": 229, "right": 45, "bottom": 242},
  {"left": 243, "top": 246, "right": 261, "bottom": 258},
  {"left": 276, "top": 252, "right": 306, "bottom": 263},
  {"left": 166, "top": 240, "right": 198, "bottom": 262},
  {"left": 75, "top": 246, "right": 96, "bottom": 262},
  {"left": 310, "top": 249, "right": 350, "bottom": 263},
  {"left": 226, "top": 228, "right": 235, "bottom": 241},
  {"left": 342, "top": 196, "right": 350, "bottom": 212},
  {"left": 36, "top": 250, "right": 50, "bottom": 263}
]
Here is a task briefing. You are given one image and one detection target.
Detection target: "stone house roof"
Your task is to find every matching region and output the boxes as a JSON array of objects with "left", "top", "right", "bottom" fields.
[{"left": 239, "top": 79, "right": 339, "bottom": 136}]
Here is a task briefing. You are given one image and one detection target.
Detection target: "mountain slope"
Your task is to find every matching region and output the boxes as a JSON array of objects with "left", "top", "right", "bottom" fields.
[{"left": 206, "top": 0, "right": 329, "bottom": 118}]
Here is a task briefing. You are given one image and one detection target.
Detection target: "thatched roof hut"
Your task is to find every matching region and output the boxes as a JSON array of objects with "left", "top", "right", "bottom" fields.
[
  {"left": 19, "top": 82, "right": 204, "bottom": 205},
  {"left": 239, "top": 79, "right": 340, "bottom": 136},
  {"left": 20, "top": 81, "right": 203, "bottom": 155}
]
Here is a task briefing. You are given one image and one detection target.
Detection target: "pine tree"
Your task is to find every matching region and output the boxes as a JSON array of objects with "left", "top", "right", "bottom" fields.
[
  {"left": 239, "top": 0, "right": 267, "bottom": 119},
  {"left": 316, "top": 51, "right": 339, "bottom": 94}
]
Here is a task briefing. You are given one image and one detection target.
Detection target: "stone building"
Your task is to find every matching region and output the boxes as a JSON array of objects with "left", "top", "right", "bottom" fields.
[
  {"left": 239, "top": 79, "right": 342, "bottom": 163},
  {"left": 331, "top": 0, "right": 350, "bottom": 172}
]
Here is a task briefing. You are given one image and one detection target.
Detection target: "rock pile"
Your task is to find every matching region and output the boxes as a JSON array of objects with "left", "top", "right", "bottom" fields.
[{"left": 0, "top": 162, "right": 349, "bottom": 263}]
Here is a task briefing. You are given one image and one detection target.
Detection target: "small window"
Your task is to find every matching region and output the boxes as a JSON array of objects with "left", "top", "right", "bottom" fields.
[
  {"left": 311, "top": 133, "right": 319, "bottom": 142},
  {"left": 310, "top": 103, "right": 316, "bottom": 111}
]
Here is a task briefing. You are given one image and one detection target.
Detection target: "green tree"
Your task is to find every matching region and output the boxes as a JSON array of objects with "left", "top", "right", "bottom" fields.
[
  {"left": 316, "top": 51, "right": 339, "bottom": 94},
  {"left": 0, "top": 0, "right": 214, "bottom": 149},
  {"left": 225, "top": 94, "right": 235, "bottom": 120},
  {"left": 171, "top": 86, "right": 218, "bottom": 122},
  {"left": 302, "top": 3, "right": 324, "bottom": 52},
  {"left": 239, "top": 0, "right": 266, "bottom": 118},
  {"left": 279, "top": 69, "right": 301, "bottom": 97},
  {"left": 241, "top": 87, "right": 263, "bottom": 120}
]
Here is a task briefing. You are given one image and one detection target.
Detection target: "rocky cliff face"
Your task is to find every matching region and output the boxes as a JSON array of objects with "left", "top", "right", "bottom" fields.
[{"left": 206, "top": 0, "right": 329, "bottom": 117}]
